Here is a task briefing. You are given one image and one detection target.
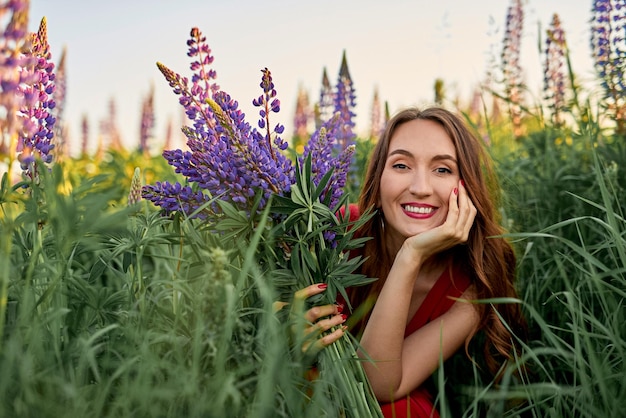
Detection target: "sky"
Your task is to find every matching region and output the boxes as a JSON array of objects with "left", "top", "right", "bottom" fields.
[{"left": 29, "top": 0, "right": 596, "bottom": 154}]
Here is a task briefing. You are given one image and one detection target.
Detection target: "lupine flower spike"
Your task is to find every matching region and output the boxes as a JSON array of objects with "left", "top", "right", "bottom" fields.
[
  {"left": 17, "top": 16, "right": 57, "bottom": 182},
  {"left": 139, "top": 84, "right": 155, "bottom": 155},
  {"left": 52, "top": 46, "right": 67, "bottom": 159},
  {"left": 300, "top": 114, "right": 355, "bottom": 211},
  {"left": 543, "top": 13, "right": 568, "bottom": 127},
  {"left": 590, "top": 0, "right": 626, "bottom": 135},
  {"left": 334, "top": 50, "right": 357, "bottom": 148},
  {"left": 128, "top": 167, "right": 142, "bottom": 206},
  {"left": 0, "top": 0, "right": 35, "bottom": 162},
  {"left": 316, "top": 67, "right": 334, "bottom": 129},
  {"left": 293, "top": 86, "right": 311, "bottom": 149},
  {"left": 501, "top": 0, "right": 525, "bottom": 138},
  {"left": 369, "top": 88, "right": 382, "bottom": 141}
]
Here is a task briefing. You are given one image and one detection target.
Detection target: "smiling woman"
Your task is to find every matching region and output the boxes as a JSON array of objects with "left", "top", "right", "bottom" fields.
[
  {"left": 303, "top": 106, "right": 528, "bottom": 417},
  {"left": 380, "top": 118, "right": 461, "bottom": 251}
]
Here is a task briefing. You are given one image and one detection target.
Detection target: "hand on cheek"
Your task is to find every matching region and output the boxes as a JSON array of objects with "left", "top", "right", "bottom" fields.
[
  {"left": 451, "top": 179, "right": 477, "bottom": 242},
  {"left": 401, "top": 180, "right": 477, "bottom": 261}
]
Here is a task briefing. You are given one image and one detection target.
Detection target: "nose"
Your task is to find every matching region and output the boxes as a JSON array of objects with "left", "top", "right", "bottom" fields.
[{"left": 408, "top": 169, "right": 433, "bottom": 197}]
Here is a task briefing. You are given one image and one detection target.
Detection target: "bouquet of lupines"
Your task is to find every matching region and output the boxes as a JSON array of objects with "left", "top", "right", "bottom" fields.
[{"left": 143, "top": 27, "right": 383, "bottom": 417}]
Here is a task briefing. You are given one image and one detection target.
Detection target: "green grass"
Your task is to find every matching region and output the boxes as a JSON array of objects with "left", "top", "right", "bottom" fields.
[{"left": 1, "top": 118, "right": 625, "bottom": 417}]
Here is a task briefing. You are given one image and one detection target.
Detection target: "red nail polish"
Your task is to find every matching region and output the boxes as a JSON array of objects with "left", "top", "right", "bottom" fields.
[
  {"left": 341, "top": 314, "right": 348, "bottom": 321},
  {"left": 317, "top": 283, "right": 328, "bottom": 289},
  {"left": 460, "top": 179, "right": 465, "bottom": 187},
  {"left": 336, "top": 303, "right": 344, "bottom": 314},
  {"left": 453, "top": 187, "right": 458, "bottom": 195}
]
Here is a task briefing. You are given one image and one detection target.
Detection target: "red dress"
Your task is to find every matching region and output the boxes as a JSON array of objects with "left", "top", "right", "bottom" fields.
[{"left": 341, "top": 204, "right": 471, "bottom": 418}]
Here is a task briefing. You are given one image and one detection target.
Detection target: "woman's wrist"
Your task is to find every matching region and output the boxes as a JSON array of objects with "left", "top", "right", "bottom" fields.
[{"left": 393, "top": 244, "right": 423, "bottom": 276}]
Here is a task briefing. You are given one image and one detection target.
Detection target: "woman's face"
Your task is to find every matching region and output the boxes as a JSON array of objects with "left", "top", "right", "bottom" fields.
[{"left": 379, "top": 119, "right": 460, "bottom": 250}]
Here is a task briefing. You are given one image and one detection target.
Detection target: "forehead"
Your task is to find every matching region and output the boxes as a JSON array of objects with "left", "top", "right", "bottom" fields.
[{"left": 388, "top": 119, "right": 457, "bottom": 157}]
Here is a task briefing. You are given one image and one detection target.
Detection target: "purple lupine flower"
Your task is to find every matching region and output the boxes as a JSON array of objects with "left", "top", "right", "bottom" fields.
[
  {"left": 0, "top": 0, "right": 39, "bottom": 157},
  {"left": 333, "top": 50, "right": 357, "bottom": 148},
  {"left": 188, "top": 27, "right": 219, "bottom": 103},
  {"left": 590, "top": 0, "right": 626, "bottom": 134},
  {"left": 143, "top": 28, "right": 295, "bottom": 218},
  {"left": 155, "top": 27, "right": 218, "bottom": 141},
  {"left": 301, "top": 116, "right": 338, "bottom": 184},
  {"left": 209, "top": 89, "right": 294, "bottom": 206},
  {"left": 328, "top": 143, "right": 355, "bottom": 207},
  {"left": 16, "top": 16, "right": 57, "bottom": 181},
  {"left": 501, "top": 0, "right": 524, "bottom": 137},
  {"left": 543, "top": 13, "right": 568, "bottom": 126},
  {"left": 251, "top": 68, "right": 293, "bottom": 186},
  {"left": 144, "top": 26, "right": 356, "bottom": 230},
  {"left": 300, "top": 114, "right": 353, "bottom": 210},
  {"left": 139, "top": 84, "right": 155, "bottom": 155},
  {"left": 252, "top": 68, "right": 286, "bottom": 157},
  {"left": 142, "top": 180, "right": 212, "bottom": 219}
]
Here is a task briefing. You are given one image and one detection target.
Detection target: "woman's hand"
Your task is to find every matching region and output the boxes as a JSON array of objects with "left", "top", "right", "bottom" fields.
[
  {"left": 283, "top": 283, "right": 347, "bottom": 356},
  {"left": 401, "top": 179, "right": 477, "bottom": 263}
]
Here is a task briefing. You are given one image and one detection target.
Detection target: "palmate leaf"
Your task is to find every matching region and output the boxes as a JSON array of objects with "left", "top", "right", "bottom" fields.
[
  {"left": 213, "top": 189, "right": 270, "bottom": 243},
  {"left": 267, "top": 155, "right": 376, "bottom": 305}
]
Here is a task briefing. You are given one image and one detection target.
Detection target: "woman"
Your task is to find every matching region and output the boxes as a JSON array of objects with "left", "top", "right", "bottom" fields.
[{"left": 300, "top": 107, "right": 526, "bottom": 417}]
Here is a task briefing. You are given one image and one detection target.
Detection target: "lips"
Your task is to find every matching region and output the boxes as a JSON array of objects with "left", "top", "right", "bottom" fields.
[{"left": 402, "top": 204, "right": 436, "bottom": 216}]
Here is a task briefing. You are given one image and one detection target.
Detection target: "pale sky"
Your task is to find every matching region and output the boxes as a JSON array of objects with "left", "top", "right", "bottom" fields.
[{"left": 29, "top": 0, "right": 596, "bottom": 153}]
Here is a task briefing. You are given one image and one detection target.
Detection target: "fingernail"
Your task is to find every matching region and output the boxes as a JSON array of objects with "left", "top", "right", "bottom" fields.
[
  {"left": 453, "top": 187, "right": 458, "bottom": 195},
  {"left": 341, "top": 314, "right": 348, "bottom": 321},
  {"left": 460, "top": 179, "right": 465, "bottom": 187},
  {"left": 336, "top": 303, "right": 344, "bottom": 314},
  {"left": 317, "top": 283, "right": 328, "bottom": 289}
]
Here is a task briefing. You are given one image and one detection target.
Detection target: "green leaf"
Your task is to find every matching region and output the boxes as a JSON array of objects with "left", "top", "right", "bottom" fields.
[
  {"left": 299, "top": 242, "right": 318, "bottom": 274},
  {"left": 313, "top": 166, "right": 335, "bottom": 202}
]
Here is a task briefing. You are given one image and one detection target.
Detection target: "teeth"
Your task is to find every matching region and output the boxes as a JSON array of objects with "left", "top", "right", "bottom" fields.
[{"left": 404, "top": 205, "right": 433, "bottom": 214}]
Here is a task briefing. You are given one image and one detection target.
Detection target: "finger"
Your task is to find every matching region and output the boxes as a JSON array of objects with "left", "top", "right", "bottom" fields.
[
  {"left": 318, "top": 325, "right": 347, "bottom": 346},
  {"left": 455, "top": 181, "right": 470, "bottom": 225},
  {"left": 303, "top": 325, "right": 347, "bottom": 355},
  {"left": 292, "top": 283, "right": 328, "bottom": 315},
  {"left": 304, "top": 304, "right": 343, "bottom": 323},
  {"left": 457, "top": 180, "right": 477, "bottom": 240},
  {"left": 304, "top": 313, "right": 347, "bottom": 336},
  {"left": 294, "top": 283, "right": 328, "bottom": 301},
  {"left": 443, "top": 184, "right": 461, "bottom": 230}
]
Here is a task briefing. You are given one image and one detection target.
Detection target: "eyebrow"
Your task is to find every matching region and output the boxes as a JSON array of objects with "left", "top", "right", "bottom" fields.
[{"left": 388, "top": 149, "right": 458, "bottom": 164}]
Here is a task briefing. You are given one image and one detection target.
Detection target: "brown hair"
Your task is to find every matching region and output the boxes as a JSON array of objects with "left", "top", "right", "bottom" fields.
[{"left": 352, "top": 106, "right": 526, "bottom": 376}]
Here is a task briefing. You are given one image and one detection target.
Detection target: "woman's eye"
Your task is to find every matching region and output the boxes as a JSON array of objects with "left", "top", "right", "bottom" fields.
[
  {"left": 392, "top": 163, "right": 408, "bottom": 170},
  {"left": 435, "top": 167, "right": 452, "bottom": 174}
]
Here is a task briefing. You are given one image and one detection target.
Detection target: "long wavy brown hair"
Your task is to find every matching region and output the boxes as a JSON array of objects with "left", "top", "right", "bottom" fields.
[{"left": 351, "top": 106, "right": 526, "bottom": 377}]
